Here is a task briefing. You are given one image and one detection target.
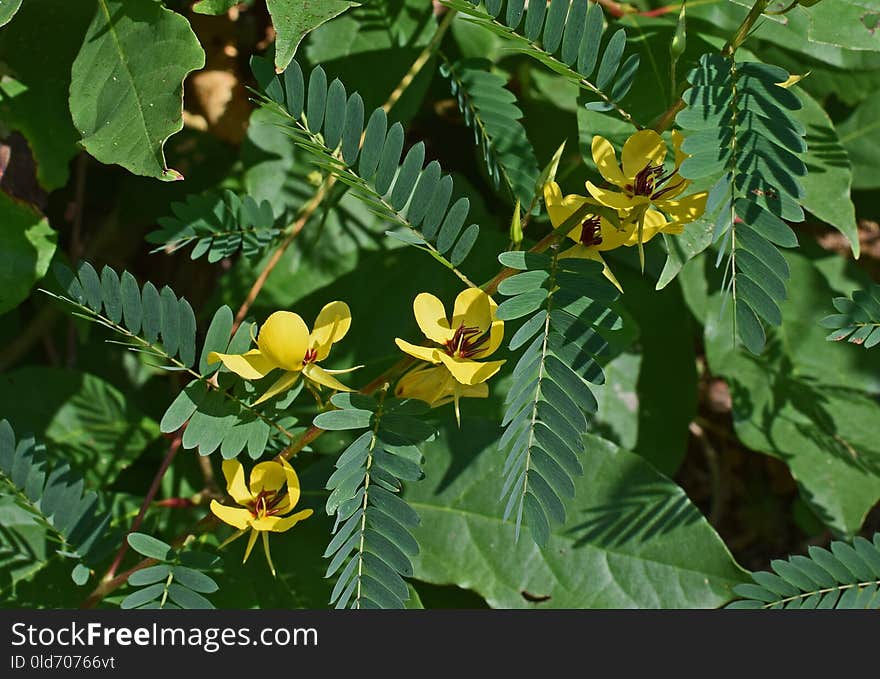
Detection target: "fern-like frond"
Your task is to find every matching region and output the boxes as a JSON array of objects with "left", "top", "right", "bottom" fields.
[
  {"left": 252, "top": 57, "right": 480, "bottom": 287},
  {"left": 121, "top": 532, "right": 220, "bottom": 610},
  {"left": 441, "top": 57, "right": 539, "bottom": 208},
  {"left": 444, "top": 0, "right": 640, "bottom": 125},
  {"left": 45, "top": 263, "right": 297, "bottom": 458},
  {"left": 728, "top": 534, "right": 880, "bottom": 609},
  {"left": 0, "top": 420, "right": 116, "bottom": 586},
  {"left": 148, "top": 190, "right": 280, "bottom": 263},
  {"left": 819, "top": 283, "right": 880, "bottom": 349},
  {"left": 677, "top": 54, "right": 807, "bottom": 354},
  {"left": 316, "top": 393, "right": 434, "bottom": 609},
  {"left": 495, "top": 249, "right": 621, "bottom": 545}
]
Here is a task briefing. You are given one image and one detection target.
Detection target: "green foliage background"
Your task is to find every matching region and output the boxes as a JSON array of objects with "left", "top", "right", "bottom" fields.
[{"left": 0, "top": 0, "right": 879, "bottom": 610}]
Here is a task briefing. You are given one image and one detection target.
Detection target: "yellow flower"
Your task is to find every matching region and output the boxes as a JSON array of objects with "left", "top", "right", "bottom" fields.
[
  {"left": 543, "top": 181, "right": 666, "bottom": 291},
  {"left": 210, "top": 458, "right": 313, "bottom": 576},
  {"left": 585, "top": 130, "right": 708, "bottom": 240},
  {"left": 394, "top": 288, "right": 505, "bottom": 423},
  {"left": 208, "top": 303, "right": 359, "bottom": 405},
  {"left": 395, "top": 364, "right": 488, "bottom": 408}
]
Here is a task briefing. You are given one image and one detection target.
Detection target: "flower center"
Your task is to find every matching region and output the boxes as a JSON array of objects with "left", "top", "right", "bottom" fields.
[
  {"left": 626, "top": 163, "right": 684, "bottom": 200},
  {"left": 249, "top": 489, "right": 285, "bottom": 519},
  {"left": 579, "top": 216, "right": 603, "bottom": 247},
  {"left": 444, "top": 323, "right": 490, "bottom": 359},
  {"left": 302, "top": 347, "right": 318, "bottom": 365}
]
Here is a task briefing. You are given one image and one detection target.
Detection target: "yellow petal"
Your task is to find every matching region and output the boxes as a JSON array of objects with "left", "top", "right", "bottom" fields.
[
  {"left": 208, "top": 349, "right": 275, "bottom": 380},
  {"left": 413, "top": 292, "right": 453, "bottom": 344},
  {"left": 302, "top": 363, "right": 354, "bottom": 392},
  {"left": 451, "top": 287, "right": 495, "bottom": 334},
  {"left": 250, "top": 460, "right": 287, "bottom": 494},
  {"left": 483, "top": 319, "right": 505, "bottom": 358},
  {"left": 221, "top": 459, "right": 252, "bottom": 504},
  {"left": 591, "top": 135, "right": 626, "bottom": 187},
  {"left": 395, "top": 338, "right": 442, "bottom": 364},
  {"left": 280, "top": 458, "right": 301, "bottom": 510},
  {"left": 253, "top": 370, "right": 301, "bottom": 406},
  {"left": 243, "top": 529, "right": 259, "bottom": 563},
  {"left": 585, "top": 181, "right": 643, "bottom": 210},
  {"left": 251, "top": 508, "right": 313, "bottom": 533},
  {"left": 596, "top": 217, "right": 636, "bottom": 251},
  {"left": 436, "top": 353, "right": 505, "bottom": 386},
  {"left": 257, "top": 311, "right": 309, "bottom": 371},
  {"left": 395, "top": 365, "right": 454, "bottom": 406},
  {"left": 543, "top": 181, "right": 593, "bottom": 232},
  {"left": 210, "top": 500, "right": 252, "bottom": 530},
  {"left": 621, "top": 129, "right": 666, "bottom": 181},
  {"left": 657, "top": 191, "right": 708, "bottom": 228},
  {"left": 671, "top": 129, "right": 688, "bottom": 168},
  {"left": 623, "top": 209, "right": 668, "bottom": 246},
  {"left": 309, "top": 301, "right": 352, "bottom": 361}
]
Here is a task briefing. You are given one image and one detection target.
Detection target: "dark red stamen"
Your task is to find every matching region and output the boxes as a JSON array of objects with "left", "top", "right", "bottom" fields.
[
  {"left": 631, "top": 163, "right": 680, "bottom": 200},
  {"left": 303, "top": 348, "right": 318, "bottom": 364},
  {"left": 579, "top": 216, "right": 603, "bottom": 247},
  {"left": 249, "top": 489, "right": 285, "bottom": 518},
  {"left": 444, "top": 323, "right": 490, "bottom": 359}
]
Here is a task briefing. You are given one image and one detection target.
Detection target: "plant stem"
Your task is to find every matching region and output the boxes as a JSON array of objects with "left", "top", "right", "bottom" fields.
[
  {"left": 722, "top": 0, "right": 769, "bottom": 58},
  {"left": 103, "top": 433, "right": 183, "bottom": 581}
]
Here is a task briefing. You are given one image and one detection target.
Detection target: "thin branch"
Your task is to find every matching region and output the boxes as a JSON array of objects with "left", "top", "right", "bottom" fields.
[{"left": 103, "top": 432, "right": 183, "bottom": 581}]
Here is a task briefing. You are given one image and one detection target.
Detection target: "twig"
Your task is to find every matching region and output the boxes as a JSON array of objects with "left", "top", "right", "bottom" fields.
[{"left": 103, "top": 432, "right": 183, "bottom": 581}]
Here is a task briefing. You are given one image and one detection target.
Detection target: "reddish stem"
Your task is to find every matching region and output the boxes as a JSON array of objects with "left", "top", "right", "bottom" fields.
[{"left": 104, "top": 432, "right": 182, "bottom": 580}]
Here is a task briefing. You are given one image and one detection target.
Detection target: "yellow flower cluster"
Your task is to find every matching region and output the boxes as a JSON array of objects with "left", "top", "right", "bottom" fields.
[
  {"left": 548, "top": 129, "right": 708, "bottom": 288},
  {"left": 209, "top": 128, "right": 705, "bottom": 572}
]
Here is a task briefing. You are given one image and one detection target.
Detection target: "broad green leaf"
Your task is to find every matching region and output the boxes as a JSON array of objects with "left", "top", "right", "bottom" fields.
[
  {"left": 407, "top": 420, "right": 747, "bottom": 608},
  {"left": 0, "top": 367, "right": 159, "bottom": 487},
  {"left": 305, "top": 0, "right": 436, "bottom": 117},
  {"left": 615, "top": 265, "right": 697, "bottom": 476},
  {"left": 267, "top": 0, "right": 359, "bottom": 71},
  {"left": 69, "top": 0, "right": 205, "bottom": 180},
  {"left": 705, "top": 250, "right": 880, "bottom": 535},
  {"left": 0, "top": 0, "right": 94, "bottom": 189},
  {"left": 0, "top": 193, "right": 56, "bottom": 314},
  {"left": 807, "top": 1, "right": 880, "bottom": 51},
  {"left": 0, "top": 0, "right": 21, "bottom": 27},
  {"left": 838, "top": 89, "right": 880, "bottom": 190},
  {"left": 792, "top": 90, "right": 860, "bottom": 258}
]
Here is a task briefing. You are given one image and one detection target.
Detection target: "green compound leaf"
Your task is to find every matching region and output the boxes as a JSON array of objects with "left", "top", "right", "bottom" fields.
[
  {"left": 820, "top": 282, "right": 880, "bottom": 349},
  {"left": 0, "top": 192, "right": 56, "bottom": 315},
  {"left": 70, "top": 0, "right": 205, "bottom": 181},
  {"left": 322, "top": 396, "right": 432, "bottom": 609},
  {"left": 677, "top": 54, "right": 807, "bottom": 354},
  {"left": 729, "top": 534, "right": 880, "bottom": 609},
  {"left": 496, "top": 250, "right": 621, "bottom": 544},
  {"left": 254, "top": 58, "right": 482, "bottom": 281},
  {"left": 441, "top": 58, "right": 540, "bottom": 208}
]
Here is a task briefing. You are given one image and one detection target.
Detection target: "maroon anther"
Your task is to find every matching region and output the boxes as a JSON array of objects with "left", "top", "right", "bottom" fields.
[
  {"left": 444, "top": 323, "right": 490, "bottom": 359},
  {"left": 631, "top": 163, "right": 682, "bottom": 200},
  {"left": 250, "top": 489, "right": 285, "bottom": 518},
  {"left": 579, "top": 216, "right": 603, "bottom": 247},
  {"left": 303, "top": 347, "right": 318, "bottom": 364}
]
